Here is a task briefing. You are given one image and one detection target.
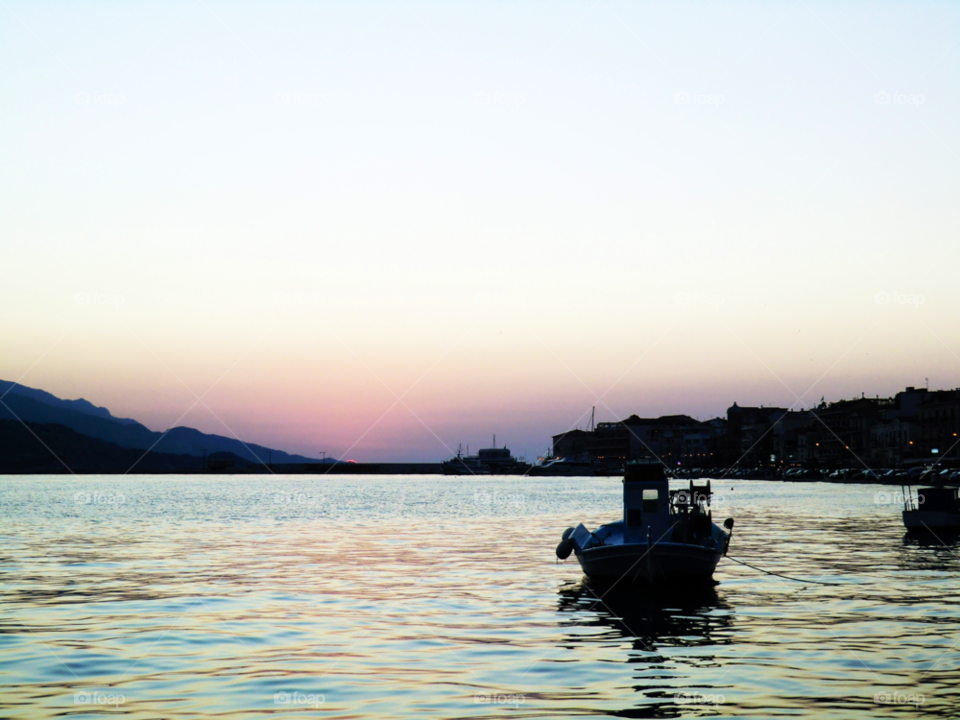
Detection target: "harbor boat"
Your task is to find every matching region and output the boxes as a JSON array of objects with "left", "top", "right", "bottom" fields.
[
  {"left": 556, "top": 462, "right": 734, "bottom": 583},
  {"left": 441, "top": 437, "right": 530, "bottom": 475},
  {"left": 441, "top": 445, "right": 490, "bottom": 475},
  {"left": 475, "top": 444, "right": 530, "bottom": 475},
  {"left": 902, "top": 485, "right": 960, "bottom": 533}
]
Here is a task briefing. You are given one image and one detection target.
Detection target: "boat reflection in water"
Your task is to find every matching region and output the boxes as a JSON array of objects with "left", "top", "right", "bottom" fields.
[
  {"left": 900, "top": 530, "right": 960, "bottom": 575},
  {"left": 556, "top": 578, "right": 735, "bottom": 717},
  {"left": 557, "top": 578, "right": 732, "bottom": 651},
  {"left": 902, "top": 531, "right": 960, "bottom": 548}
]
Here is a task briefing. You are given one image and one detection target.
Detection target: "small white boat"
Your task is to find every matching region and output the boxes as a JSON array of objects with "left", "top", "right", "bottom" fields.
[
  {"left": 903, "top": 486, "right": 960, "bottom": 533},
  {"left": 556, "top": 463, "right": 733, "bottom": 584},
  {"left": 529, "top": 455, "right": 605, "bottom": 476}
]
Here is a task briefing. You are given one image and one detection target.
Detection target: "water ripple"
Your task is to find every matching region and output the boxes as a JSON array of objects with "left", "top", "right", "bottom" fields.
[{"left": 1, "top": 476, "right": 959, "bottom": 718}]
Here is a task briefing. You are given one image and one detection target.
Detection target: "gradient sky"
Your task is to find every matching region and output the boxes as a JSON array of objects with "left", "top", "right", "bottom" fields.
[{"left": 1, "top": 1, "right": 958, "bottom": 462}]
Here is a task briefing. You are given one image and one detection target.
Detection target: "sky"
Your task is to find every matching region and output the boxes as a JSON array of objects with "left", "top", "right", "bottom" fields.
[{"left": 1, "top": 0, "right": 958, "bottom": 462}]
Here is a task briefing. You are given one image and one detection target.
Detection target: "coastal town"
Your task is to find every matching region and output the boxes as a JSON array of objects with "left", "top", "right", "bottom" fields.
[
  {"left": 549, "top": 385, "right": 960, "bottom": 473},
  {"left": 268, "top": 384, "right": 960, "bottom": 478}
]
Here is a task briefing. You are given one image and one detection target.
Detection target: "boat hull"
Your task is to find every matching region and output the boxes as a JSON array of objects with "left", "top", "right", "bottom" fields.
[
  {"left": 574, "top": 541, "right": 724, "bottom": 583},
  {"left": 903, "top": 510, "right": 960, "bottom": 533}
]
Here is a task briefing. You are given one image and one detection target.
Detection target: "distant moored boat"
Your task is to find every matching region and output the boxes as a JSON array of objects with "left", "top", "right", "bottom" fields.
[{"left": 441, "top": 437, "right": 531, "bottom": 475}]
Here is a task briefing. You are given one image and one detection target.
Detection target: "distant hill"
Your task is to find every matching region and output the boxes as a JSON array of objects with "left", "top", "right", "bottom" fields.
[
  {"left": 0, "top": 420, "right": 250, "bottom": 473},
  {"left": 0, "top": 380, "right": 139, "bottom": 424},
  {"left": 0, "top": 381, "right": 316, "bottom": 466}
]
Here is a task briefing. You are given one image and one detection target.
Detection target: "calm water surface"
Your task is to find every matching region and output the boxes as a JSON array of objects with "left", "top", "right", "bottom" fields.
[{"left": 1, "top": 476, "right": 958, "bottom": 718}]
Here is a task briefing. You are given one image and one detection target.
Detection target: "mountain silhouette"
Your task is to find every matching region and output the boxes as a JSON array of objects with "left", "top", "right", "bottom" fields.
[
  {"left": 0, "top": 380, "right": 139, "bottom": 424},
  {"left": 0, "top": 420, "right": 249, "bottom": 473},
  {"left": 0, "top": 381, "right": 316, "bottom": 466}
]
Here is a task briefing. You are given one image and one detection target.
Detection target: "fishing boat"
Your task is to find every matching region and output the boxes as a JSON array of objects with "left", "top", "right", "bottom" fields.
[
  {"left": 902, "top": 485, "right": 960, "bottom": 533},
  {"left": 556, "top": 462, "right": 734, "bottom": 583}
]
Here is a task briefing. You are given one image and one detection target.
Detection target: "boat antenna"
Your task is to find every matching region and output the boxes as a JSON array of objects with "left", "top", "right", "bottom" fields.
[
  {"left": 590, "top": 406, "right": 595, "bottom": 431},
  {"left": 493, "top": 434, "right": 495, "bottom": 448}
]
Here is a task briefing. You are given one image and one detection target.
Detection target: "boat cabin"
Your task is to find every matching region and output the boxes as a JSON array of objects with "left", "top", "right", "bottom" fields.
[
  {"left": 622, "top": 463, "right": 717, "bottom": 545},
  {"left": 622, "top": 463, "right": 672, "bottom": 542},
  {"left": 913, "top": 487, "right": 960, "bottom": 513},
  {"left": 478, "top": 447, "right": 513, "bottom": 463}
]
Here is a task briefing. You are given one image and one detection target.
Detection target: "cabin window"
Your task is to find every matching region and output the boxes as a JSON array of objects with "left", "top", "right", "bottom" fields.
[{"left": 642, "top": 489, "right": 659, "bottom": 513}]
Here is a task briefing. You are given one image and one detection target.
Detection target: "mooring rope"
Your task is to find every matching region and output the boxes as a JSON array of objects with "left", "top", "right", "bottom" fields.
[{"left": 724, "top": 555, "right": 843, "bottom": 586}]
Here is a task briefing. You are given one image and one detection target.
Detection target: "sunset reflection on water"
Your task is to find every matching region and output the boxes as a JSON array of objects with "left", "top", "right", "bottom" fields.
[{"left": 1, "top": 475, "right": 959, "bottom": 718}]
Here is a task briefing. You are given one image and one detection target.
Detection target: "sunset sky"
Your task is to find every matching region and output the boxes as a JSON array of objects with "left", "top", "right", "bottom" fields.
[{"left": 2, "top": 1, "right": 958, "bottom": 461}]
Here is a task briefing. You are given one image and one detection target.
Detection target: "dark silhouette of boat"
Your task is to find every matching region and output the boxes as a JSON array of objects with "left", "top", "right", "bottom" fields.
[
  {"left": 441, "top": 436, "right": 531, "bottom": 475},
  {"left": 556, "top": 462, "right": 733, "bottom": 584},
  {"left": 903, "top": 486, "right": 960, "bottom": 533}
]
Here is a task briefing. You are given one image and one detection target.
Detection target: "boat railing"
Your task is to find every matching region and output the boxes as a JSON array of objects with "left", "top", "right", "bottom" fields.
[
  {"left": 670, "top": 479, "right": 713, "bottom": 514},
  {"left": 902, "top": 485, "right": 921, "bottom": 512}
]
